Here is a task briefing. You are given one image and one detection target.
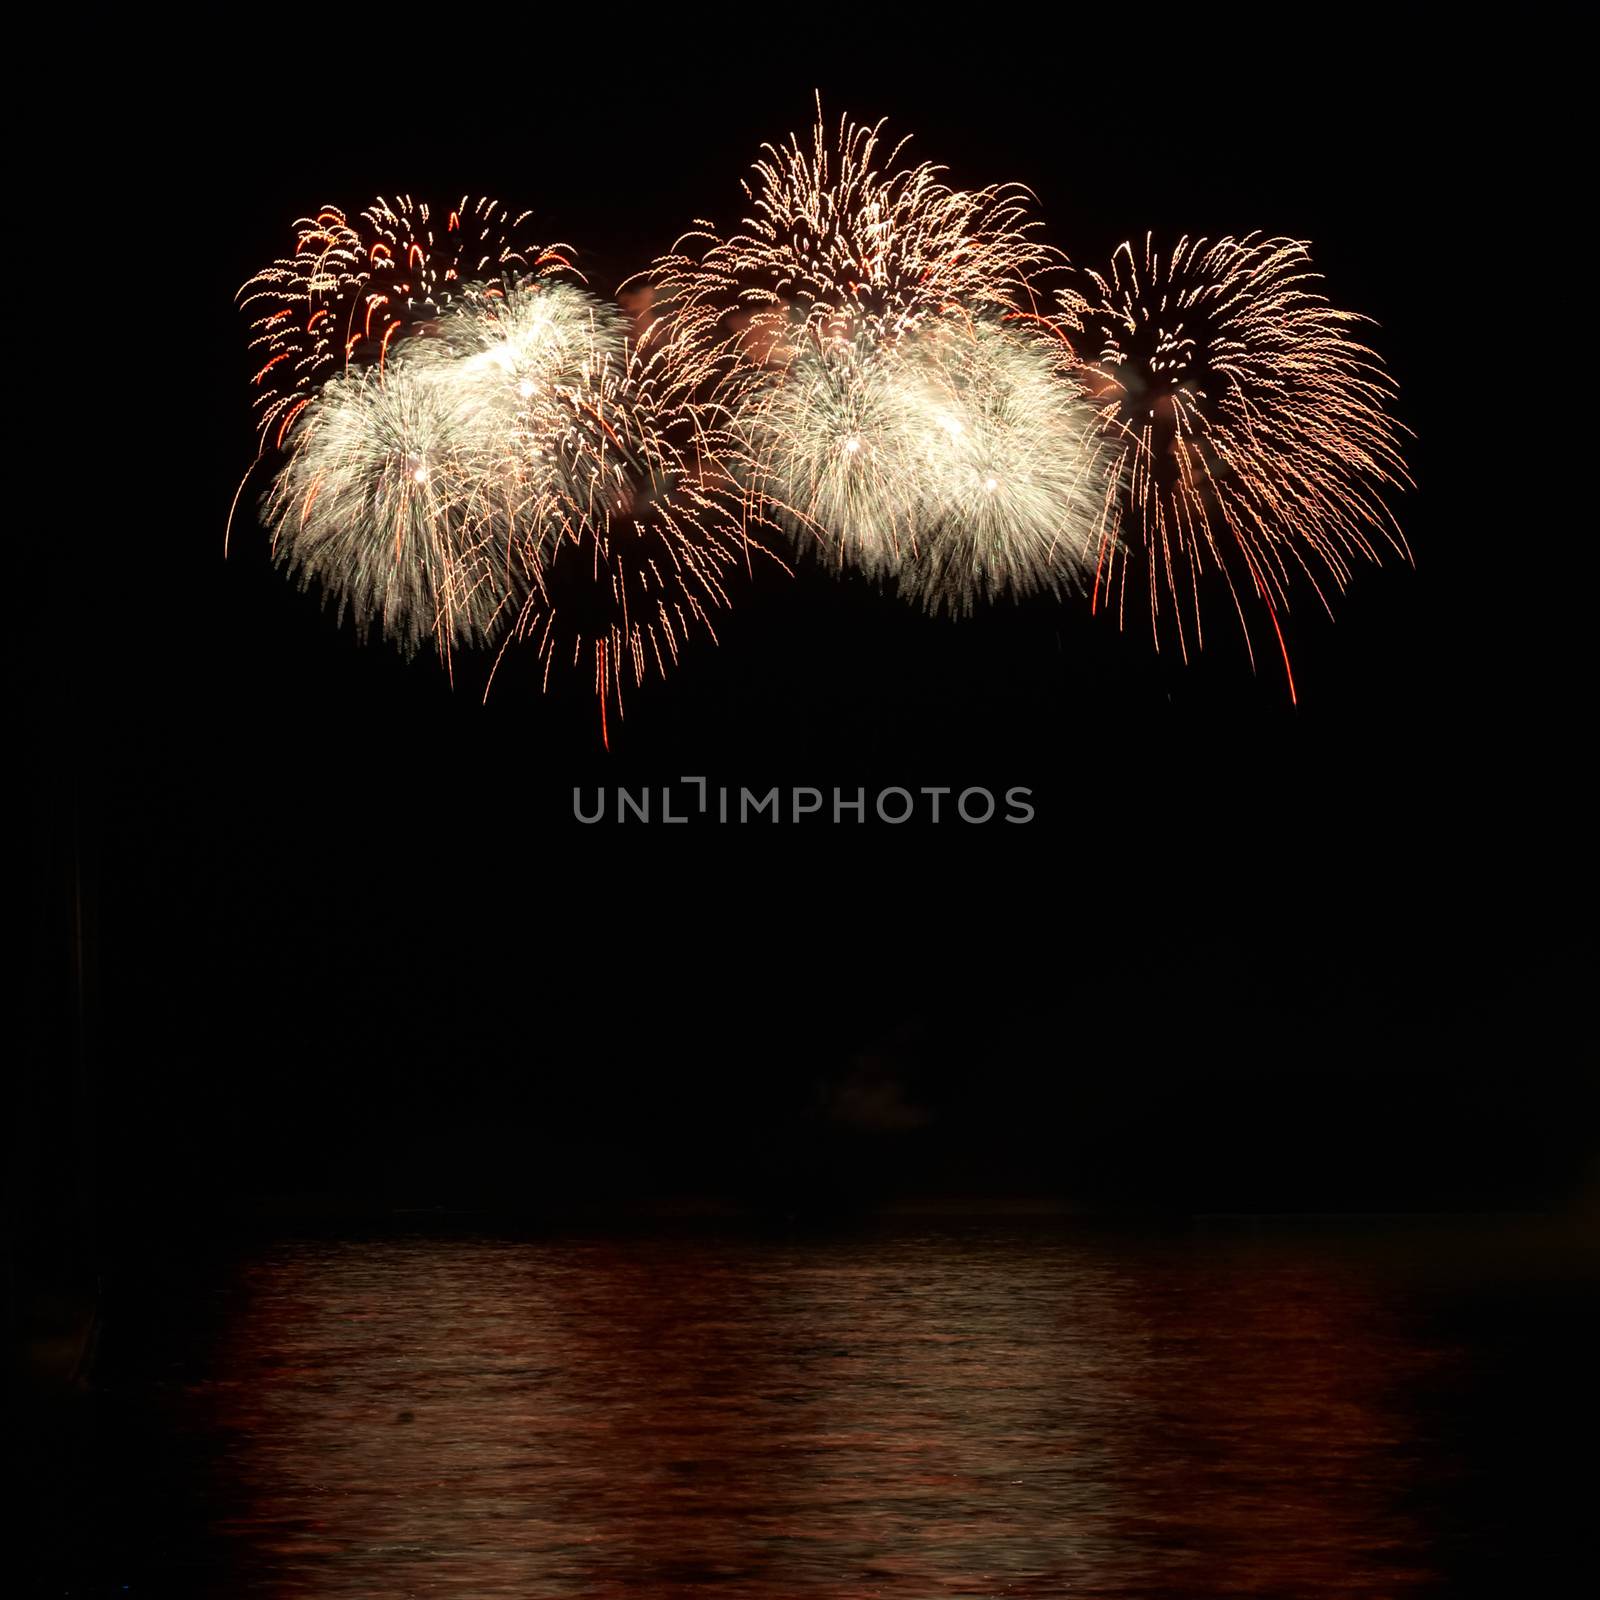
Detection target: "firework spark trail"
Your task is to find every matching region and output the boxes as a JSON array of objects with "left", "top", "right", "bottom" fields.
[{"left": 1076, "top": 233, "right": 1411, "bottom": 697}]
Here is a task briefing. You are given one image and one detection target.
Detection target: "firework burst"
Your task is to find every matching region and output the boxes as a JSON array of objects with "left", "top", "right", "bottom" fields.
[
  {"left": 402, "top": 281, "right": 632, "bottom": 565},
  {"left": 237, "top": 196, "right": 576, "bottom": 452},
  {"left": 1077, "top": 233, "right": 1410, "bottom": 697},
  {"left": 641, "top": 103, "right": 1109, "bottom": 611},
  {"left": 264, "top": 355, "right": 514, "bottom": 658},
  {"left": 256, "top": 256, "right": 765, "bottom": 732},
  {"left": 234, "top": 164, "right": 1415, "bottom": 731},
  {"left": 893, "top": 321, "right": 1117, "bottom": 613},
  {"left": 644, "top": 102, "right": 1057, "bottom": 379},
  {"left": 262, "top": 280, "right": 629, "bottom": 665},
  {"left": 737, "top": 331, "right": 929, "bottom": 579},
  {"left": 492, "top": 321, "right": 774, "bottom": 746},
  {"left": 744, "top": 317, "right": 1113, "bottom": 611}
]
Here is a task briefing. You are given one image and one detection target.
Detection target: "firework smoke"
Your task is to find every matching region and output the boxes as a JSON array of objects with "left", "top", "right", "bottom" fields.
[{"left": 1077, "top": 234, "right": 1410, "bottom": 697}]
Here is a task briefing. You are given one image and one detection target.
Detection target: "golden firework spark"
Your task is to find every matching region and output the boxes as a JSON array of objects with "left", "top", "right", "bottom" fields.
[{"left": 1077, "top": 233, "right": 1411, "bottom": 698}]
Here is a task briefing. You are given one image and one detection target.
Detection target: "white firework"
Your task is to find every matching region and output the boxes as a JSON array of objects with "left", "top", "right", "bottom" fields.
[
  {"left": 639, "top": 104, "right": 1111, "bottom": 613},
  {"left": 894, "top": 321, "right": 1116, "bottom": 613},
  {"left": 416, "top": 280, "right": 628, "bottom": 398},
  {"left": 406, "top": 281, "right": 631, "bottom": 559},
  {"left": 262, "top": 282, "right": 631, "bottom": 659},
  {"left": 741, "top": 331, "right": 930, "bottom": 578},
  {"left": 264, "top": 358, "right": 512, "bottom": 657},
  {"left": 742, "top": 318, "right": 1114, "bottom": 613}
]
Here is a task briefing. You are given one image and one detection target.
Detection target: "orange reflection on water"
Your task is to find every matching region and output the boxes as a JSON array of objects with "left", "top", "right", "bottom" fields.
[{"left": 183, "top": 1228, "right": 1454, "bottom": 1597}]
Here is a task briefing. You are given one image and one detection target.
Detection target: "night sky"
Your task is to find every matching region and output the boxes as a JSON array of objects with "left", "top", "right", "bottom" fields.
[{"left": 24, "top": 18, "right": 1594, "bottom": 1236}]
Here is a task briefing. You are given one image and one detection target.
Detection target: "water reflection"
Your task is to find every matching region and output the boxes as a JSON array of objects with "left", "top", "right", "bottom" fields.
[{"left": 110, "top": 1229, "right": 1468, "bottom": 1595}]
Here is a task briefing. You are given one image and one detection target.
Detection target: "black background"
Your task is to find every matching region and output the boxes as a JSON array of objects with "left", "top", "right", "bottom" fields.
[{"left": 23, "top": 12, "right": 1594, "bottom": 1235}]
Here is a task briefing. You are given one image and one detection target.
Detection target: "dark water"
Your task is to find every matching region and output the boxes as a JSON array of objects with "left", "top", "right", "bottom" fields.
[{"left": 72, "top": 1221, "right": 1592, "bottom": 1597}]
